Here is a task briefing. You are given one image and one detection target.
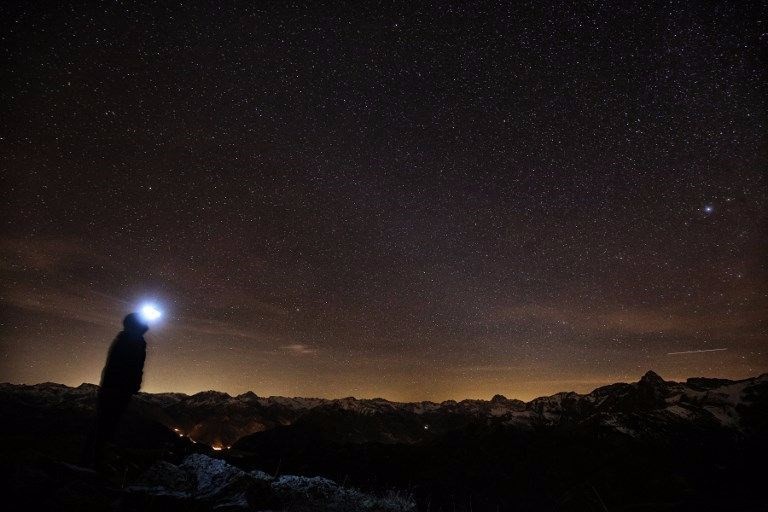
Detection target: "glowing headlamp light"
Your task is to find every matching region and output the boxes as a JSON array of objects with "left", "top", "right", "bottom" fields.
[{"left": 139, "top": 304, "right": 162, "bottom": 322}]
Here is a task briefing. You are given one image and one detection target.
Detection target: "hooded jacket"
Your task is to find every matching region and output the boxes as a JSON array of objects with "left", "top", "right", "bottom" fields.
[{"left": 100, "top": 330, "right": 146, "bottom": 394}]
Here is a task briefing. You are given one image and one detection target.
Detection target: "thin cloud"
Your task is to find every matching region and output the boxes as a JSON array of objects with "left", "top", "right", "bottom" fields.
[
  {"left": 457, "top": 365, "right": 525, "bottom": 372},
  {"left": 0, "top": 237, "right": 104, "bottom": 271},
  {"left": 173, "top": 316, "right": 269, "bottom": 342},
  {"left": 2, "top": 285, "right": 124, "bottom": 328},
  {"left": 281, "top": 344, "right": 318, "bottom": 355},
  {"left": 493, "top": 303, "right": 755, "bottom": 336}
]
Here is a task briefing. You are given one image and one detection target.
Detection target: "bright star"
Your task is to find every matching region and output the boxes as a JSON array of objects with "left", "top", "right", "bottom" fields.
[{"left": 703, "top": 205, "right": 714, "bottom": 214}]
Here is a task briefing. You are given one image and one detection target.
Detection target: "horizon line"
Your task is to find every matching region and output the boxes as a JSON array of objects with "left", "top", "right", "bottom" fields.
[{"left": 4, "top": 370, "right": 766, "bottom": 404}]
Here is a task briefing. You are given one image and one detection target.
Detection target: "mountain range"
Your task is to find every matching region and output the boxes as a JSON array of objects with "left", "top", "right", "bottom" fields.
[{"left": 2, "top": 370, "right": 764, "bottom": 448}]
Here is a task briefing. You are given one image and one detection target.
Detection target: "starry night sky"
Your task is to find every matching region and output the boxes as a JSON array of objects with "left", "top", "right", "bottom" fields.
[{"left": 2, "top": 2, "right": 767, "bottom": 401}]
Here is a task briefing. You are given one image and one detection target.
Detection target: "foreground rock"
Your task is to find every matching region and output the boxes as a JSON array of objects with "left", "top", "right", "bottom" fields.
[{"left": 125, "top": 453, "right": 415, "bottom": 512}]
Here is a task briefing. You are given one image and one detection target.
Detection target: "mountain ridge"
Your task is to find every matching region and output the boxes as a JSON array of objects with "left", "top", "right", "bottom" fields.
[
  {"left": 6, "top": 369, "right": 765, "bottom": 405},
  {"left": 2, "top": 370, "right": 766, "bottom": 448}
]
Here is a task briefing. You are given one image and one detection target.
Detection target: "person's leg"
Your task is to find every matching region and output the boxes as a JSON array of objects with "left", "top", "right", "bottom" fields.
[
  {"left": 80, "top": 389, "right": 110, "bottom": 467},
  {"left": 80, "top": 423, "right": 98, "bottom": 467},
  {"left": 90, "top": 389, "right": 131, "bottom": 469}
]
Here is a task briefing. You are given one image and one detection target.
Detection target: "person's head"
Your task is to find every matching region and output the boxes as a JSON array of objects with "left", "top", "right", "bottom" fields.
[{"left": 123, "top": 312, "right": 149, "bottom": 335}]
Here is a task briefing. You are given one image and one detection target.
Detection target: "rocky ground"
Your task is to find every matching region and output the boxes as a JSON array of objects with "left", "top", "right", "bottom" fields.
[{"left": 5, "top": 453, "right": 415, "bottom": 511}]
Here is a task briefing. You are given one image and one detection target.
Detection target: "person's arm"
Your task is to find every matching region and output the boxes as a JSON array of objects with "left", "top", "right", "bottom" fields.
[
  {"left": 126, "top": 341, "right": 146, "bottom": 395},
  {"left": 131, "top": 342, "right": 146, "bottom": 394}
]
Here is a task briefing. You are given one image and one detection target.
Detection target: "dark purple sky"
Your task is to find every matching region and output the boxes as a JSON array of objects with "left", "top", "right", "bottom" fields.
[{"left": 2, "top": 1, "right": 766, "bottom": 401}]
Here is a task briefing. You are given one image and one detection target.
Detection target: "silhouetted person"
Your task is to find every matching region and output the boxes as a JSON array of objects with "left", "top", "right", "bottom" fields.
[{"left": 81, "top": 313, "right": 148, "bottom": 468}]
